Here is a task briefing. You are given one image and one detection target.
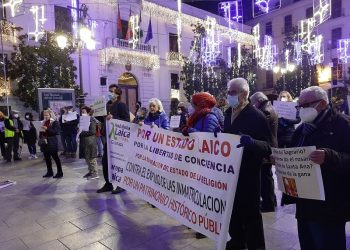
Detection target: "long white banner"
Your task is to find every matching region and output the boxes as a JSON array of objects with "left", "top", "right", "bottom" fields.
[{"left": 107, "top": 120, "right": 243, "bottom": 249}]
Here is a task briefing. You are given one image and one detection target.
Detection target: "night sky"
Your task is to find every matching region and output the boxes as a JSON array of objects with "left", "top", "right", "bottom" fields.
[{"left": 184, "top": 0, "right": 253, "bottom": 23}]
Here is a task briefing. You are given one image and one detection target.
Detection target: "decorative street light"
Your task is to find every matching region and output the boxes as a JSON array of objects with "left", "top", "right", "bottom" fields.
[{"left": 56, "top": 35, "right": 68, "bottom": 49}]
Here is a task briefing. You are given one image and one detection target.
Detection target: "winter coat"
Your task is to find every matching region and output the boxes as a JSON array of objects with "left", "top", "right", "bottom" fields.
[
  {"left": 211, "top": 107, "right": 225, "bottom": 131},
  {"left": 290, "top": 108, "right": 350, "bottom": 222},
  {"left": 23, "top": 121, "right": 37, "bottom": 145},
  {"left": 61, "top": 113, "right": 79, "bottom": 134},
  {"left": 224, "top": 103, "right": 272, "bottom": 214},
  {"left": 109, "top": 101, "right": 130, "bottom": 122},
  {"left": 79, "top": 117, "right": 97, "bottom": 159},
  {"left": 144, "top": 112, "right": 170, "bottom": 130},
  {"left": 187, "top": 112, "right": 220, "bottom": 133},
  {"left": 258, "top": 101, "right": 278, "bottom": 148},
  {"left": 40, "top": 120, "right": 60, "bottom": 153},
  {"left": 277, "top": 115, "right": 300, "bottom": 147}
]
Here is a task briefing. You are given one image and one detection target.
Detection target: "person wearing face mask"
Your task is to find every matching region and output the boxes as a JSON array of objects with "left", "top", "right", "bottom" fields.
[
  {"left": 250, "top": 92, "right": 278, "bottom": 213},
  {"left": 40, "top": 110, "right": 62, "bottom": 178},
  {"left": 59, "top": 107, "right": 68, "bottom": 156},
  {"left": 142, "top": 98, "right": 170, "bottom": 130},
  {"left": 4, "top": 110, "right": 23, "bottom": 162},
  {"left": 224, "top": 78, "right": 272, "bottom": 250},
  {"left": 0, "top": 111, "right": 6, "bottom": 160},
  {"left": 79, "top": 107, "right": 98, "bottom": 180},
  {"left": 290, "top": 86, "right": 350, "bottom": 250},
  {"left": 23, "top": 112, "right": 38, "bottom": 159},
  {"left": 172, "top": 102, "right": 188, "bottom": 133},
  {"left": 97, "top": 85, "right": 130, "bottom": 194},
  {"left": 62, "top": 106, "right": 79, "bottom": 158}
]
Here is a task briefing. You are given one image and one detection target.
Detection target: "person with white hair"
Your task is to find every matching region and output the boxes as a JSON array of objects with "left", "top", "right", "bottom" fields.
[
  {"left": 289, "top": 86, "right": 350, "bottom": 249},
  {"left": 250, "top": 92, "right": 278, "bottom": 212},
  {"left": 224, "top": 78, "right": 272, "bottom": 249},
  {"left": 142, "top": 98, "right": 170, "bottom": 130}
]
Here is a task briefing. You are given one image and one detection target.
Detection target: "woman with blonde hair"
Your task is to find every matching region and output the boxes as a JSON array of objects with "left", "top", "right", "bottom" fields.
[
  {"left": 39, "top": 109, "right": 62, "bottom": 178},
  {"left": 278, "top": 91, "right": 294, "bottom": 102},
  {"left": 142, "top": 98, "right": 169, "bottom": 130}
]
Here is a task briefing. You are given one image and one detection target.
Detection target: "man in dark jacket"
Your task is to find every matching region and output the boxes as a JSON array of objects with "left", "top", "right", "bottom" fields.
[
  {"left": 290, "top": 86, "right": 350, "bottom": 250},
  {"left": 250, "top": 92, "right": 278, "bottom": 212},
  {"left": 4, "top": 110, "right": 23, "bottom": 162},
  {"left": 97, "top": 85, "right": 130, "bottom": 194},
  {"left": 61, "top": 106, "right": 79, "bottom": 158},
  {"left": 224, "top": 78, "right": 272, "bottom": 250}
]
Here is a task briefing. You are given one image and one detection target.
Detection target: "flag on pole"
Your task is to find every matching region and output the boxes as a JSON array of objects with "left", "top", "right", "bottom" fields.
[
  {"left": 125, "top": 8, "right": 132, "bottom": 40},
  {"left": 117, "top": 4, "right": 123, "bottom": 39},
  {"left": 144, "top": 16, "right": 153, "bottom": 44}
]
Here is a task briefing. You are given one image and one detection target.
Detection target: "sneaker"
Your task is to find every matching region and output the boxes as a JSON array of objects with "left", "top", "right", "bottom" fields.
[
  {"left": 96, "top": 183, "right": 113, "bottom": 193},
  {"left": 111, "top": 186, "right": 125, "bottom": 194},
  {"left": 28, "top": 155, "right": 34, "bottom": 159},
  {"left": 83, "top": 172, "right": 91, "bottom": 178},
  {"left": 87, "top": 173, "right": 99, "bottom": 180},
  {"left": 33, "top": 155, "right": 38, "bottom": 159}
]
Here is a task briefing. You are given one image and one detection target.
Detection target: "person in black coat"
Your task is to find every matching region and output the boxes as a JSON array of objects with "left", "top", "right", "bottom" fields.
[
  {"left": 250, "top": 92, "right": 278, "bottom": 212},
  {"left": 61, "top": 106, "right": 79, "bottom": 158},
  {"left": 290, "top": 86, "right": 350, "bottom": 250},
  {"left": 97, "top": 85, "right": 130, "bottom": 194},
  {"left": 224, "top": 78, "right": 272, "bottom": 250},
  {"left": 23, "top": 112, "right": 38, "bottom": 159},
  {"left": 4, "top": 110, "right": 23, "bottom": 162},
  {"left": 40, "top": 110, "right": 62, "bottom": 178}
]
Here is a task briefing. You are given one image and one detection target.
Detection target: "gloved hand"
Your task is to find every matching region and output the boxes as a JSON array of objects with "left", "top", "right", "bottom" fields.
[
  {"left": 182, "top": 126, "right": 189, "bottom": 136},
  {"left": 237, "top": 134, "right": 255, "bottom": 148},
  {"left": 213, "top": 126, "right": 221, "bottom": 138}
]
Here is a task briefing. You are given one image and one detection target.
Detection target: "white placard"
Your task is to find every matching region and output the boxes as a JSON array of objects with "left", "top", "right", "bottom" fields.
[
  {"left": 107, "top": 120, "right": 243, "bottom": 250},
  {"left": 62, "top": 111, "right": 78, "bottom": 122},
  {"left": 273, "top": 101, "right": 297, "bottom": 120},
  {"left": 92, "top": 96, "right": 107, "bottom": 117},
  {"left": 32, "top": 121, "right": 45, "bottom": 132},
  {"left": 272, "top": 146, "right": 325, "bottom": 200},
  {"left": 170, "top": 115, "right": 181, "bottom": 128},
  {"left": 79, "top": 116, "right": 91, "bottom": 132}
]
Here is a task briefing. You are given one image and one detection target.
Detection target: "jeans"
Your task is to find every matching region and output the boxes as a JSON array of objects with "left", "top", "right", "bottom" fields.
[
  {"left": 27, "top": 143, "right": 36, "bottom": 155},
  {"left": 297, "top": 219, "right": 346, "bottom": 250},
  {"left": 60, "top": 130, "right": 67, "bottom": 153},
  {"left": 66, "top": 132, "right": 77, "bottom": 153},
  {"left": 96, "top": 136, "right": 103, "bottom": 156},
  {"left": 43, "top": 151, "right": 62, "bottom": 175}
]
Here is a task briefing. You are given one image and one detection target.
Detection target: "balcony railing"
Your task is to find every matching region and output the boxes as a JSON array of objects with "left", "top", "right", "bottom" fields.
[{"left": 106, "top": 38, "right": 156, "bottom": 54}]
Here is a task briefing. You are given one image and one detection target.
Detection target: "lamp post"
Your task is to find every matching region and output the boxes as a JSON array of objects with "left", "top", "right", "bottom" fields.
[{"left": 273, "top": 63, "right": 296, "bottom": 91}]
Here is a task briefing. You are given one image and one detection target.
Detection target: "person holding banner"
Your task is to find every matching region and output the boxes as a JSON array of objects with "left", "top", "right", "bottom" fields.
[
  {"left": 224, "top": 78, "right": 272, "bottom": 250},
  {"left": 250, "top": 92, "right": 278, "bottom": 212},
  {"left": 97, "top": 85, "right": 130, "bottom": 194},
  {"left": 290, "top": 86, "right": 350, "bottom": 250},
  {"left": 79, "top": 106, "right": 98, "bottom": 180},
  {"left": 142, "top": 98, "right": 170, "bottom": 130}
]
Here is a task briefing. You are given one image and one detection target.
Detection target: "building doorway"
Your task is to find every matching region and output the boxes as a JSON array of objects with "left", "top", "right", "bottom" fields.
[{"left": 118, "top": 72, "right": 138, "bottom": 114}]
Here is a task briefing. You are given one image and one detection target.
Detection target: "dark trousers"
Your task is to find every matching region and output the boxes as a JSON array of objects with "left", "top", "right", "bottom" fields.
[
  {"left": 261, "top": 164, "right": 276, "bottom": 209},
  {"left": 27, "top": 143, "right": 36, "bottom": 155},
  {"left": 60, "top": 131, "right": 67, "bottom": 153},
  {"left": 227, "top": 208, "right": 265, "bottom": 250},
  {"left": 66, "top": 132, "right": 77, "bottom": 153},
  {"left": 5, "top": 134, "right": 20, "bottom": 161},
  {"left": 297, "top": 220, "right": 346, "bottom": 250},
  {"left": 0, "top": 132, "right": 5, "bottom": 157},
  {"left": 43, "top": 151, "right": 62, "bottom": 175},
  {"left": 102, "top": 142, "right": 112, "bottom": 186}
]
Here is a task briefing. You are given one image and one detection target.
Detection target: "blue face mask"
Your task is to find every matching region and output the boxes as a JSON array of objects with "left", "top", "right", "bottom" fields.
[{"left": 227, "top": 95, "right": 239, "bottom": 108}]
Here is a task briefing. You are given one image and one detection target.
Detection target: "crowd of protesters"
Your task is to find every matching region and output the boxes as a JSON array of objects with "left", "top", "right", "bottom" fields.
[{"left": 0, "top": 78, "right": 349, "bottom": 250}]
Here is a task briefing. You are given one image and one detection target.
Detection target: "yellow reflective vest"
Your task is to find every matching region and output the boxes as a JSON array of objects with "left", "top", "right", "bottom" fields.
[{"left": 4, "top": 118, "right": 15, "bottom": 138}]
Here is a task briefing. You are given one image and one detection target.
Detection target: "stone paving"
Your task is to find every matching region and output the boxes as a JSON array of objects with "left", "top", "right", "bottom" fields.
[{"left": 0, "top": 149, "right": 349, "bottom": 250}]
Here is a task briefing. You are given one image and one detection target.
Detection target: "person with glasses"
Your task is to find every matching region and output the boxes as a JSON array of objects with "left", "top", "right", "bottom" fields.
[
  {"left": 290, "top": 86, "right": 350, "bottom": 250},
  {"left": 224, "top": 78, "right": 272, "bottom": 250}
]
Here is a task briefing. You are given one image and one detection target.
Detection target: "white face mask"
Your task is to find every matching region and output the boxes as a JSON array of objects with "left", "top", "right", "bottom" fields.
[
  {"left": 25, "top": 115, "right": 29, "bottom": 119},
  {"left": 13, "top": 114, "right": 19, "bottom": 118},
  {"left": 299, "top": 107, "right": 319, "bottom": 123},
  {"left": 81, "top": 113, "right": 88, "bottom": 116},
  {"left": 68, "top": 110, "right": 73, "bottom": 114},
  {"left": 280, "top": 97, "right": 288, "bottom": 102}
]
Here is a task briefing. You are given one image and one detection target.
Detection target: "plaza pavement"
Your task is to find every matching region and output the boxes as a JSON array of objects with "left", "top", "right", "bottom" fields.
[{"left": 0, "top": 149, "right": 349, "bottom": 250}]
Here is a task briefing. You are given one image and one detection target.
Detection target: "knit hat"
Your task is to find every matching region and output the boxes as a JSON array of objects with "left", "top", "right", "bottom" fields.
[{"left": 191, "top": 92, "right": 216, "bottom": 109}]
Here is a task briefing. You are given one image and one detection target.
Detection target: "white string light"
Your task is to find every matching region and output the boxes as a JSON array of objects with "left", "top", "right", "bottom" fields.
[
  {"left": 313, "top": 0, "right": 331, "bottom": 26},
  {"left": 100, "top": 47, "right": 160, "bottom": 70},
  {"left": 201, "top": 17, "right": 221, "bottom": 66},
  {"left": 71, "top": 0, "right": 78, "bottom": 39},
  {"left": 28, "top": 5, "right": 46, "bottom": 42},
  {"left": 253, "top": 24, "right": 277, "bottom": 69},
  {"left": 3, "top": 0, "right": 22, "bottom": 17},
  {"left": 129, "top": 15, "right": 140, "bottom": 49},
  {"left": 177, "top": 0, "right": 182, "bottom": 53},
  {"left": 309, "top": 35, "right": 324, "bottom": 65},
  {"left": 237, "top": 42, "right": 242, "bottom": 68},
  {"left": 166, "top": 52, "right": 184, "bottom": 67},
  {"left": 298, "top": 17, "right": 316, "bottom": 53},
  {"left": 338, "top": 39, "right": 350, "bottom": 63},
  {"left": 293, "top": 41, "right": 302, "bottom": 65},
  {"left": 255, "top": 0, "right": 270, "bottom": 13}
]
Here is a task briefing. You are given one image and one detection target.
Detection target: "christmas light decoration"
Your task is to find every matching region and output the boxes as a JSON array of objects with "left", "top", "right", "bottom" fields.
[
  {"left": 71, "top": 0, "right": 78, "bottom": 39},
  {"left": 218, "top": 1, "right": 243, "bottom": 23},
  {"left": 313, "top": 0, "right": 331, "bottom": 26},
  {"left": 28, "top": 5, "right": 46, "bottom": 42},
  {"left": 142, "top": 0, "right": 254, "bottom": 45},
  {"left": 338, "top": 39, "right": 350, "bottom": 63},
  {"left": 3, "top": 0, "right": 22, "bottom": 17},
  {"left": 254, "top": 0, "right": 281, "bottom": 17},
  {"left": 252, "top": 24, "right": 261, "bottom": 58},
  {"left": 255, "top": 0, "right": 270, "bottom": 13},
  {"left": 257, "top": 35, "right": 277, "bottom": 70},
  {"left": 293, "top": 41, "right": 303, "bottom": 65},
  {"left": 201, "top": 17, "right": 221, "bottom": 66},
  {"left": 177, "top": 0, "right": 182, "bottom": 53},
  {"left": 0, "top": 20, "right": 17, "bottom": 44},
  {"left": 129, "top": 15, "right": 140, "bottom": 49},
  {"left": 237, "top": 42, "right": 242, "bottom": 68},
  {"left": 309, "top": 35, "right": 324, "bottom": 65},
  {"left": 298, "top": 17, "right": 316, "bottom": 53},
  {"left": 166, "top": 52, "right": 184, "bottom": 67},
  {"left": 100, "top": 47, "right": 160, "bottom": 70}
]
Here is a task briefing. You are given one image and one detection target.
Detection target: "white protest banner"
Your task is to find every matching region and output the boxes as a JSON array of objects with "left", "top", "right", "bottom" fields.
[
  {"left": 79, "top": 116, "right": 90, "bottom": 132},
  {"left": 272, "top": 146, "right": 325, "bottom": 200},
  {"left": 62, "top": 111, "right": 78, "bottom": 122},
  {"left": 273, "top": 101, "right": 297, "bottom": 120},
  {"left": 170, "top": 115, "right": 181, "bottom": 128},
  {"left": 107, "top": 120, "right": 243, "bottom": 249},
  {"left": 92, "top": 96, "right": 107, "bottom": 117},
  {"left": 32, "top": 121, "right": 45, "bottom": 133}
]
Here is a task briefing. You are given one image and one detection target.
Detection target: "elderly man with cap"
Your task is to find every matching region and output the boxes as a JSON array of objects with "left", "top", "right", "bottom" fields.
[
  {"left": 4, "top": 110, "right": 23, "bottom": 162},
  {"left": 224, "top": 78, "right": 272, "bottom": 250},
  {"left": 290, "top": 86, "right": 350, "bottom": 250},
  {"left": 250, "top": 92, "right": 278, "bottom": 212}
]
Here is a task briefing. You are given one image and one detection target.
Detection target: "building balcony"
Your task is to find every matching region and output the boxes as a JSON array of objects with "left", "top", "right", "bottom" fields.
[
  {"left": 106, "top": 38, "right": 156, "bottom": 54},
  {"left": 166, "top": 52, "right": 184, "bottom": 67}
]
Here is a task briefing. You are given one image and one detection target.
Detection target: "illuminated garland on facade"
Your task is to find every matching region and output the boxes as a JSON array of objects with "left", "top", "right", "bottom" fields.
[
  {"left": 166, "top": 51, "right": 184, "bottom": 67},
  {"left": 142, "top": 0, "right": 254, "bottom": 45},
  {"left": 100, "top": 47, "right": 160, "bottom": 70},
  {"left": 337, "top": 39, "right": 350, "bottom": 64}
]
